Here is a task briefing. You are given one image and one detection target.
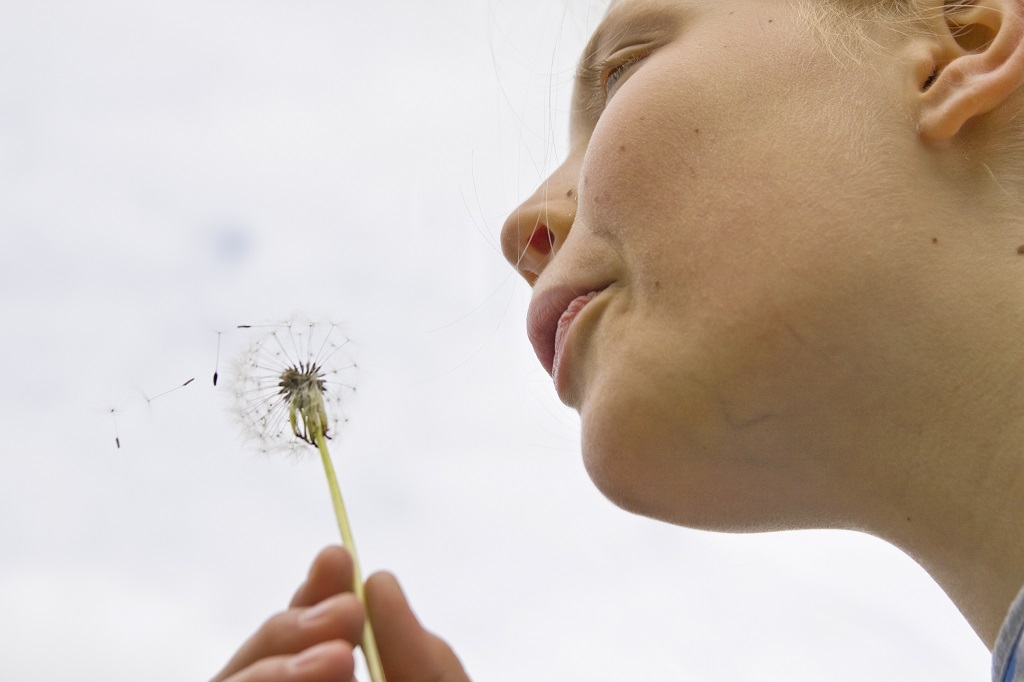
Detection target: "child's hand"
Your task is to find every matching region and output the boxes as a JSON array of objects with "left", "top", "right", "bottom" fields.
[{"left": 210, "top": 545, "right": 471, "bottom": 682}]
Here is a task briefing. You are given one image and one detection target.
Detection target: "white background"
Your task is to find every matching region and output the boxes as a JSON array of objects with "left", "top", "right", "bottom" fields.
[{"left": 0, "top": 1, "right": 992, "bottom": 680}]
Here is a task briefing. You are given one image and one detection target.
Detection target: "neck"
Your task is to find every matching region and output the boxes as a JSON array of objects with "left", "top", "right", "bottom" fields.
[
  {"left": 872, "top": 407, "right": 1024, "bottom": 648},
  {"left": 856, "top": 214, "right": 1024, "bottom": 649}
]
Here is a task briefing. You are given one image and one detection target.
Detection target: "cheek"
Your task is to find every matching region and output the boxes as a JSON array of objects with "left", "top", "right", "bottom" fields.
[
  {"left": 577, "top": 53, "right": 781, "bottom": 290},
  {"left": 579, "top": 81, "right": 702, "bottom": 239},
  {"left": 565, "top": 18, "right": 926, "bottom": 530},
  {"left": 579, "top": 44, "right": 887, "bottom": 313}
]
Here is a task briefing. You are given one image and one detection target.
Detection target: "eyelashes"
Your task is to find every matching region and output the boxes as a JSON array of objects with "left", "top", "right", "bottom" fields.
[
  {"left": 575, "top": 48, "right": 651, "bottom": 123},
  {"left": 603, "top": 54, "right": 644, "bottom": 98},
  {"left": 577, "top": 51, "right": 648, "bottom": 115}
]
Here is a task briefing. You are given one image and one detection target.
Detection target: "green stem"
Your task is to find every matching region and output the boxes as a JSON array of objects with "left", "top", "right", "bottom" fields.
[{"left": 313, "top": 432, "right": 387, "bottom": 682}]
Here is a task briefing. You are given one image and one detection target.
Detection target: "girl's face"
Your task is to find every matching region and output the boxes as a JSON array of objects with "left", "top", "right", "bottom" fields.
[{"left": 503, "top": 0, "right": 950, "bottom": 530}]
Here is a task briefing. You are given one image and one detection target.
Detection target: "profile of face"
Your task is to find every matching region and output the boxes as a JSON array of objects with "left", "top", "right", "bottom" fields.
[{"left": 501, "top": 0, "right": 1015, "bottom": 532}]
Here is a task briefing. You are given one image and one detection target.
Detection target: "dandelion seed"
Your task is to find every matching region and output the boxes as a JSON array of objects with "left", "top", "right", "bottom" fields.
[
  {"left": 143, "top": 377, "right": 196, "bottom": 405},
  {"left": 231, "top": 321, "right": 382, "bottom": 682},
  {"left": 213, "top": 332, "right": 222, "bottom": 386},
  {"left": 106, "top": 376, "right": 194, "bottom": 449},
  {"left": 214, "top": 326, "right": 258, "bottom": 387},
  {"left": 110, "top": 408, "right": 121, "bottom": 449}
]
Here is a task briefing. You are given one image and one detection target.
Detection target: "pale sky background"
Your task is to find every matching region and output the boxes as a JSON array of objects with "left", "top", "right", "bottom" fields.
[{"left": 0, "top": 1, "right": 994, "bottom": 680}]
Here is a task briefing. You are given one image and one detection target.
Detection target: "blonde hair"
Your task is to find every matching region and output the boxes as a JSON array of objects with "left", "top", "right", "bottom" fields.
[
  {"left": 797, "top": 1, "right": 940, "bottom": 61},
  {"left": 800, "top": 0, "right": 1024, "bottom": 197},
  {"left": 803, "top": 1, "right": 1002, "bottom": 74}
]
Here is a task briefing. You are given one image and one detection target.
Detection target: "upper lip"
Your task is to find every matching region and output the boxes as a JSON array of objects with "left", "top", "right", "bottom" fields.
[{"left": 527, "top": 281, "right": 612, "bottom": 375}]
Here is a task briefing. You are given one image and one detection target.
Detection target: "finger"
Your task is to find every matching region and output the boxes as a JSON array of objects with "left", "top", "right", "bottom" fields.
[
  {"left": 220, "top": 640, "right": 355, "bottom": 682},
  {"left": 290, "top": 546, "right": 355, "bottom": 609},
  {"left": 365, "top": 572, "right": 470, "bottom": 682},
  {"left": 211, "top": 593, "right": 365, "bottom": 682}
]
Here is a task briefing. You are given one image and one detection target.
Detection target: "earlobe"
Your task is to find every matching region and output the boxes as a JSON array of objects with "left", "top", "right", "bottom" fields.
[{"left": 918, "top": 0, "right": 1024, "bottom": 144}]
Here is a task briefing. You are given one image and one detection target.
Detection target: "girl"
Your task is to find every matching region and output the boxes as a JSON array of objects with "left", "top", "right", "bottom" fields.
[{"left": 211, "top": 0, "right": 1024, "bottom": 679}]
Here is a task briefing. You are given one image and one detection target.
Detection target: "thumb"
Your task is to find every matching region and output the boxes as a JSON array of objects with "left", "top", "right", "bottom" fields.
[{"left": 365, "top": 572, "right": 470, "bottom": 682}]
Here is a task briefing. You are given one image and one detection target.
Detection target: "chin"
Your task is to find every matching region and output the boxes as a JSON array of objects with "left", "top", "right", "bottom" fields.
[
  {"left": 578, "top": 386, "right": 835, "bottom": 534},
  {"left": 577, "top": 380, "right": 720, "bottom": 528}
]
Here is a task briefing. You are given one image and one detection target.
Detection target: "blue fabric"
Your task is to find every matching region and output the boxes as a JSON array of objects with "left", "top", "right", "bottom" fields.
[{"left": 995, "top": 585, "right": 1024, "bottom": 682}]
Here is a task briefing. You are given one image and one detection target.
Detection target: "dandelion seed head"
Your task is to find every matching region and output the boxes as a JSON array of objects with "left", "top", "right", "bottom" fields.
[{"left": 232, "top": 320, "right": 357, "bottom": 457}]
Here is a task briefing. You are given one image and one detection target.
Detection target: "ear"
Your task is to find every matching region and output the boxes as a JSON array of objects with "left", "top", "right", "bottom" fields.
[{"left": 919, "top": 0, "right": 1024, "bottom": 145}]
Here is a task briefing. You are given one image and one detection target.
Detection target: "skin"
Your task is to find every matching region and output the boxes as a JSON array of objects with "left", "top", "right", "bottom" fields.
[
  {"left": 216, "top": 0, "right": 1024, "bottom": 678},
  {"left": 210, "top": 546, "right": 469, "bottom": 682}
]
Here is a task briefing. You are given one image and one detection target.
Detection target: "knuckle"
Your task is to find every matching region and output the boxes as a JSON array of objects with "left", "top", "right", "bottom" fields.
[
  {"left": 251, "top": 610, "right": 300, "bottom": 652},
  {"left": 222, "top": 655, "right": 290, "bottom": 682},
  {"left": 227, "top": 641, "right": 355, "bottom": 682},
  {"left": 324, "top": 594, "right": 365, "bottom": 641},
  {"left": 297, "top": 593, "right": 365, "bottom": 642}
]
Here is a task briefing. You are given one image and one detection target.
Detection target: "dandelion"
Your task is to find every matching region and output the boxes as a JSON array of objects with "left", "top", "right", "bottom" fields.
[
  {"left": 233, "top": 322, "right": 356, "bottom": 456},
  {"left": 232, "top": 321, "right": 385, "bottom": 682}
]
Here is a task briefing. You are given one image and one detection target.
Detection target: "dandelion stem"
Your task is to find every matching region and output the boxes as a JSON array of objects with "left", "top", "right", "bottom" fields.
[{"left": 313, "top": 431, "right": 387, "bottom": 682}]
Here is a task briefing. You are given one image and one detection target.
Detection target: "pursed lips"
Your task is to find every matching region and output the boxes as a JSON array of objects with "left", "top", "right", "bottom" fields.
[{"left": 527, "top": 284, "right": 610, "bottom": 376}]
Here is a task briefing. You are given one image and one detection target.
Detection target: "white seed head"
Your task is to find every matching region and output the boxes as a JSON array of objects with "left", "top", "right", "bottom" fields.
[{"left": 232, "top": 320, "right": 357, "bottom": 456}]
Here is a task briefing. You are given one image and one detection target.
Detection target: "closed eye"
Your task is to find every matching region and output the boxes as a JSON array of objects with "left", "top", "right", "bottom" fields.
[
  {"left": 571, "top": 6, "right": 684, "bottom": 125},
  {"left": 603, "top": 54, "right": 644, "bottom": 99}
]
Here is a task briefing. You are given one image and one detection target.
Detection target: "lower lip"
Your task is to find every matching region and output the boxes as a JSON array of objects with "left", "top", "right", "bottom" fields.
[{"left": 552, "top": 291, "right": 600, "bottom": 389}]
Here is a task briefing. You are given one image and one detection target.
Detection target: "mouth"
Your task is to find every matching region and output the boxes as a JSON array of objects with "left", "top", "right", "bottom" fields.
[{"left": 527, "top": 283, "right": 610, "bottom": 378}]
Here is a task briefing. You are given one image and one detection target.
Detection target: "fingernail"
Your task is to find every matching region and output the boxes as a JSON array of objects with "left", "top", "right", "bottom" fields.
[
  {"left": 288, "top": 644, "right": 329, "bottom": 672},
  {"left": 298, "top": 598, "right": 334, "bottom": 625}
]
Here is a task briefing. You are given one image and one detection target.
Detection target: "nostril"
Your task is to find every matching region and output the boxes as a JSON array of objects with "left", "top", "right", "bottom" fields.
[{"left": 528, "top": 225, "right": 555, "bottom": 255}]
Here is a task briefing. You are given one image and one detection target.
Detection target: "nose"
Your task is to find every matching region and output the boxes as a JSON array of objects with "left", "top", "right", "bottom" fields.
[{"left": 501, "top": 157, "right": 580, "bottom": 286}]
